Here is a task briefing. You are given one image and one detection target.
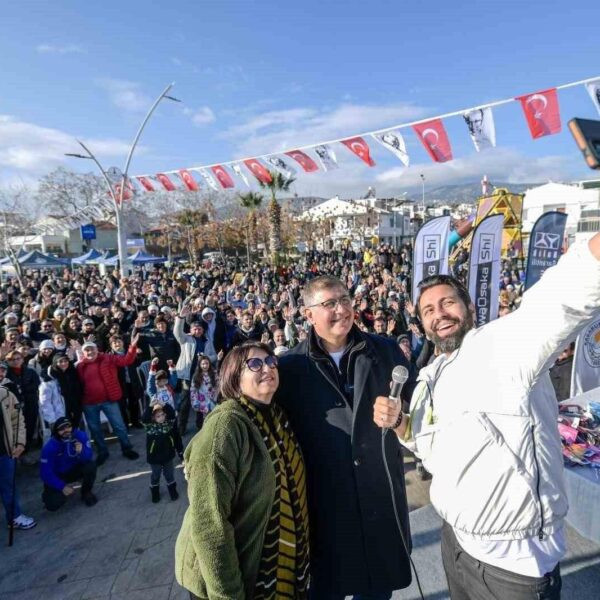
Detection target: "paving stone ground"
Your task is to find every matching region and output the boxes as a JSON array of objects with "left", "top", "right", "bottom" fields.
[{"left": 1, "top": 427, "right": 430, "bottom": 600}]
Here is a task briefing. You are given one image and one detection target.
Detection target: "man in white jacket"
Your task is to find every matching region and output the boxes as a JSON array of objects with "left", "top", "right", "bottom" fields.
[{"left": 373, "top": 233, "right": 600, "bottom": 599}]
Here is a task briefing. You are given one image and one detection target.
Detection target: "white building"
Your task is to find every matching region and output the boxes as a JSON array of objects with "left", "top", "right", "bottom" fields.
[
  {"left": 7, "top": 218, "right": 118, "bottom": 256},
  {"left": 300, "top": 196, "right": 412, "bottom": 250},
  {"left": 522, "top": 181, "right": 600, "bottom": 242}
]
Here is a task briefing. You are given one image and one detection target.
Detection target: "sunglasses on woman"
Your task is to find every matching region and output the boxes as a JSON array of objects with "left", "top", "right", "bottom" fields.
[{"left": 245, "top": 355, "right": 278, "bottom": 372}]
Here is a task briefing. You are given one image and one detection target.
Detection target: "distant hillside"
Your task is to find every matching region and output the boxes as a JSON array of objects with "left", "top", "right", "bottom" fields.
[{"left": 406, "top": 182, "right": 539, "bottom": 205}]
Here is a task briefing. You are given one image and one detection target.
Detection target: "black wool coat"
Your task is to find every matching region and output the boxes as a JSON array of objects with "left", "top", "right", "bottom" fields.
[{"left": 275, "top": 327, "right": 413, "bottom": 596}]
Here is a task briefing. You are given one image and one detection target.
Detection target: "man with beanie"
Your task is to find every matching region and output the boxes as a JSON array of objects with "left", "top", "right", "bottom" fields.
[
  {"left": 76, "top": 335, "right": 141, "bottom": 465},
  {"left": 40, "top": 417, "right": 98, "bottom": 510}
]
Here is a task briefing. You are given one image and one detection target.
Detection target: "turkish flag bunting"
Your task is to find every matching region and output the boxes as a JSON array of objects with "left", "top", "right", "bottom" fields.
[
  {"left": 136, "top": 176, "right": 155, "bottom": 192},
  {"left": 114, "top": 181, "right": 134, "bottom": 202},
  {"left": 211, "top": 165, "right": 235, "bottom": 189},
  {"left": 156, "top": 173, "right": 176, "bottom": 191},
  {"left": 285, "top": 150, "right": 319, "bottom": 172},
  {"left": 340, "top": 137, "right": 376, "bottom": 166},
  {"left": 516, "top": 88, "right": 561, "bottom": 139},
  {"left": 412, "top": 119, "right": 453, "bottom": 163},
  {"left": 178, "top": 169, "right": 199, "bottom": 191},
  {"left": 243, "top": 159, "right": 272, "bottom": 184}
]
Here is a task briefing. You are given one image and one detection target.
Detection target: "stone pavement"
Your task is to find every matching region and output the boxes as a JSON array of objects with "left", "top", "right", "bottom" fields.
[{"left": 1, "top": 427, "right": 431, "bottom": 600}]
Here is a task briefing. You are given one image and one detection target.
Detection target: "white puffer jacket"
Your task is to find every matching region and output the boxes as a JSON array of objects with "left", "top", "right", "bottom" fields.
[
  {"left": 39, "top": 369, "right": 65, "bottom": 425},
  {"left": 402, "top": 240, "right": 600, "bottom": 541}
]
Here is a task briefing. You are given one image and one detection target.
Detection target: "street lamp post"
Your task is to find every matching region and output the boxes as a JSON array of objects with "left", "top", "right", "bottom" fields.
[
  {"left": 66, "top": 83, "right": 180, "bottom": 276},
  {"left": 420, "top": 173, "right": 425, "bottom": 217}
]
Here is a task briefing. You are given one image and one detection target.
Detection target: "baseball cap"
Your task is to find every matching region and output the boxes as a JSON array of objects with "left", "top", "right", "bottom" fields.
[
  {"left": 81, "top": 341, "right": 97, "bottom": 350},
  {"left": 82, "top": 318, "right": 94, "bottom": 326}
]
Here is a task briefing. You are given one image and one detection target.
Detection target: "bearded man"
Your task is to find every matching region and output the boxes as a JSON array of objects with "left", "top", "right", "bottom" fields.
[{"left": 373, "top": 231, "right": 600, "bottom": 599}]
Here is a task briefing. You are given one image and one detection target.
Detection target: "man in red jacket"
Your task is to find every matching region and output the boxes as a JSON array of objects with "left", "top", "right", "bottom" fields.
[{"left": 77, "top": 334, "right": 140, "bottom": 465}]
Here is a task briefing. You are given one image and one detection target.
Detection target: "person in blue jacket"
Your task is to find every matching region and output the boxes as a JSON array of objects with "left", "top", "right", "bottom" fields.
[{"left": 40, "top": 417, "right": 98, "bottom": 510}]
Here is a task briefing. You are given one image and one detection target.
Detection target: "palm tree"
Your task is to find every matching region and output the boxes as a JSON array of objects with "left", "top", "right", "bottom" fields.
[
  {"left": 238, "top": 191, "right": 264, "bottom": 268},
  {"left": 259, "top": 170, "right": 295, "bottom": 263}
]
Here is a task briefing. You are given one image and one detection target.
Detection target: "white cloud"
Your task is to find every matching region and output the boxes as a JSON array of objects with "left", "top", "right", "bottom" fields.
[
  {"left": 222, "top": 102, "right": 428, "bottom": 157},
  {"left": 36, "top": 44, "right": 86, "bottom": 55},
  {"left": 183, "top": 106, "right": 216, "bottom": 126},
  {"left": 0, "top": 114, "right": 139, "bottom": 174},
  {"left": 95, "top": 78, "right": 151, "bottom": 112},
  {"left": 375, "top": 148, "right": 572, "bottom": 190}
]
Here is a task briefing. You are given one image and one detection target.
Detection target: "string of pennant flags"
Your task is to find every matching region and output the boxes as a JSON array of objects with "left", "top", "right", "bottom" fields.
[{"left": 129, "top": 76, "right": 600, "bottom": 196}]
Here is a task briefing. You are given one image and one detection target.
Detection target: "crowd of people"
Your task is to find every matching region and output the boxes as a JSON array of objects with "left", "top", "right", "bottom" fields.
[{"left": 0, "top": 240, "right": 582, "bottom": 600}]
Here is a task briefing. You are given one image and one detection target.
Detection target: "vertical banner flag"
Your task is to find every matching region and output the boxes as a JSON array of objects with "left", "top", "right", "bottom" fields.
[
  {"left": 411, "top": 215, "right": 451, "bottom": 304},
  {"left": 156, "top": 173, "right": 176, "bottom": 191},
  {"left": 372, "top": 129, "right": 410, "bottom": 166},
  {"left": 285, "top": 150, "right": 319, "bottom": 172},
  {"left": 413, "top": 119, "right": 453, "bottom": 163},
  {"left": 266, "top": 156, "right": 297, "bottom": 180},
  {"left": 463, "top": 107, "right": 497, "bottom": 151},
  {"left": 136, "top": 176, "right": 155, "bottom": 192},
  {"left": 200, "top": 169, "right": 220, "bottom": 191},
  {"left": 243, "top": 158, "right": 273, "bottom": 184},
  {"left": 524, "top": 211, "right": 568, "bottom": 290},
  {"left": 341, "top": 137, "right": 376, "bottom": 166},
  {"left": 178, "top": 169, "right": 199, "bottom": 191},
  {"left": 468, "top": 214, "right": 504, "bottom": 326},
  {"left": 232, "top": 163, "right": 251, "bottom": 188},
  {"left": 314, "top": 144, "right": 338, "bottom": 171},
  {"left": 571, "top": 316, "right": 600, "bottom": 397},
  {"left": 585, "top": 79, "right": 600, "bottom": 116},
  {"left": 517, "top": 88, "right": 562, "bottom": 139},
  {"left": 211, "top": 165, "right": 235, "bottom": 189}
]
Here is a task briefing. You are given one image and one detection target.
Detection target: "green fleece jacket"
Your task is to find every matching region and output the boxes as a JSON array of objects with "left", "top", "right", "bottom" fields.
[{"left": 175, "top": 399, "right": 276, "bottom": 599}]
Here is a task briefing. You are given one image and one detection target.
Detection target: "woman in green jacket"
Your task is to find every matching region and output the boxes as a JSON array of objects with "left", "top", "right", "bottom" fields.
[{"left": 175, "top": 341, "right": 309, "bottom": 600}]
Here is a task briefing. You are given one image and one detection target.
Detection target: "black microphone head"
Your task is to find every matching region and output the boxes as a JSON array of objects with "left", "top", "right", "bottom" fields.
[{"left": 392, "top": 365, "right": 409, "bottom": 385}]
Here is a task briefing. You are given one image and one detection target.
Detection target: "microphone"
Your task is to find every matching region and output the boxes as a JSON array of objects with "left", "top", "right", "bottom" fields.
[{"left": 389, "top": 365, "right": 409, "bottom": 404}]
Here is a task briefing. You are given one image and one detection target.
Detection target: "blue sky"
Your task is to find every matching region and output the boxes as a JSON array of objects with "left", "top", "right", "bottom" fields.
[{"left": 1, "top": 0, "right": 599, "bottom": 198}]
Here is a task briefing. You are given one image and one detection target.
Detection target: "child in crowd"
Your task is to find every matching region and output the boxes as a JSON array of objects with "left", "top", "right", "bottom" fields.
[
  {"left": 142, "top": 402, "right": 182, "bottom": 503},
  {"left": 190, "top": 354, "right": 218, "bottom": 430},
  {"left": 146, "top": 358, "right": 177, "bottom": 408}
]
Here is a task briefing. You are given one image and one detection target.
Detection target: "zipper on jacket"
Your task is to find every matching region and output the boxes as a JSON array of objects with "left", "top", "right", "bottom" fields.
[{"left": 530, "top": 424, "right": 545, "bottom": 540}]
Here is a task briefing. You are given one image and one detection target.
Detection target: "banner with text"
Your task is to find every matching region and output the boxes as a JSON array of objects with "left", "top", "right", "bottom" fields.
[
  {"left": 412, "top": 215, "right": 451, "bottom": 305},
  {"left": 468, "top": 214, "right": 504, "bottom": 326},
  {"left": 571, "top": 316, "right": 600, "bottom": 396},
  {"left": 524, "top": 211, "right": 567, "bottom": 290}
]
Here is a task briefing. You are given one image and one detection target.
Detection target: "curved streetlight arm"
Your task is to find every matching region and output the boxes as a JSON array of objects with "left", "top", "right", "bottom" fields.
[
  {"left": 119, "top": 82, "right": 174, "bottom": 205},
  {"left": 76, "top": 140, "right": 119, "bottom": 211}
]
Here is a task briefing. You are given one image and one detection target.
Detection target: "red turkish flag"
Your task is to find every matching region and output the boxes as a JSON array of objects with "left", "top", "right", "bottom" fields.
[
  {"left": 156, "top": 173, "right": 176, "bottom": 191},
  {"left": 136, "top": 176, "right": 155, "bottom": 192},
  {"left": 340, "top": 137, "right": 376, "bottom": 166},
  {"left": 178, "top": 169, "right": 199, "bottom": 191},
  {"left": 243, "top": 159, "right": 272, "bottom": 184},
  {"left": 516, "top": 88, "right": 561, "bottom": 139},
  {"left": 412, "top": 119, "right": 453, "bottom": 163},
  {"left": 211, "top": 165, "right": 235, "bottom": 189},
  {"left": 114, "top": 181, "right": 134, "bottom": 202},
  {"left": 285, "top": 150, "right": 319, "bottom": 173}
]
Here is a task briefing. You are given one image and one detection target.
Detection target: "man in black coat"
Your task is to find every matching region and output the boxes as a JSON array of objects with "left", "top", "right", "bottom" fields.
[{"left": 276, "top": 275, "right": 414, "bottom": 599}]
